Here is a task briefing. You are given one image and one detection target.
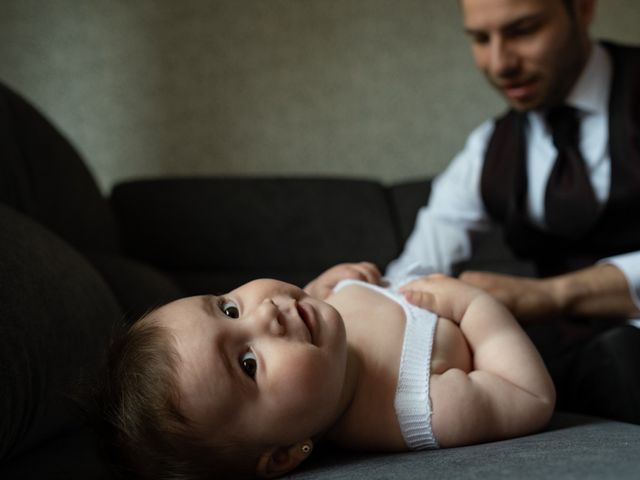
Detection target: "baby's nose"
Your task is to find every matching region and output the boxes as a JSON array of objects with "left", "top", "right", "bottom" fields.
[{"left": 253, "top": 299, "right": 285, "bottom": 336}]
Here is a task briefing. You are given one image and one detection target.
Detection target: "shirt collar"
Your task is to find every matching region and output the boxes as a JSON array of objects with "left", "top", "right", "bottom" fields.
[{"left": 565, "top": 42, "right": 611, "bottom": 116}]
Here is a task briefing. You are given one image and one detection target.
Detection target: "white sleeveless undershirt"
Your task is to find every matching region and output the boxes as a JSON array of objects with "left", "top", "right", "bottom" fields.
[{"left": 333, "top": 279, "right": 439, "bottom": 450}]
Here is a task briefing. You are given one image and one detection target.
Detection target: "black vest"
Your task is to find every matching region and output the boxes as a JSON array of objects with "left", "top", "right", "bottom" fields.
[{"left": 481, "top": 42, "right": 640, "bottom": 277}]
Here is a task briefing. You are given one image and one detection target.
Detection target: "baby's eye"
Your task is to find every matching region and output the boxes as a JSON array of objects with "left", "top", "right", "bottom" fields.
[
  {"left": 240, "top": 351, "right": 257, "bottom": 379},
  {"left": 218, "top": 298, "right": 239, "bottom": 318}
]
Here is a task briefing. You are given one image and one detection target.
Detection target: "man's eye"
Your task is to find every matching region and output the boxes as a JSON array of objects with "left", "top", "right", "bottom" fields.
[
  {"left": 240, "top": 351, "right": 257, "bottom": 379},
  {"left": 218, "top": 299, "right": 239, "bottom": 318},
  {"left": 505, "top": 20, "right": 542, "bottom": 39},
  {"left": 468, "top": 32, "right": 489, "bottom": 45},
  {"left": 507, "top": 26, "right": 536, "bottom": 39}
]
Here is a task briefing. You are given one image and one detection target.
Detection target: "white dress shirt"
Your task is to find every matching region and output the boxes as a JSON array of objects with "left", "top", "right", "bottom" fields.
[{"left": 386, "top": 43, "right": 640, "bottom": 311}]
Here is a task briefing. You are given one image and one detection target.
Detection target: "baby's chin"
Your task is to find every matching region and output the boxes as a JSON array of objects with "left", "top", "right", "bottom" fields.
[{"left": 316, "top": 298, "right": 348, "bottom": 349}]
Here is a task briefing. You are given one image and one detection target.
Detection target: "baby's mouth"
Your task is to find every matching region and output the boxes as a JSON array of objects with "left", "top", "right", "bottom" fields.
[{"left": 296, "top": 302, "right": 316, "bottom": 345}]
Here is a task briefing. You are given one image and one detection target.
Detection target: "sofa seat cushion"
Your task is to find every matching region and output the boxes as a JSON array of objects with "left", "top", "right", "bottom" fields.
[{"left": 291, "top": 413, "right": 640, "bottom": 479}]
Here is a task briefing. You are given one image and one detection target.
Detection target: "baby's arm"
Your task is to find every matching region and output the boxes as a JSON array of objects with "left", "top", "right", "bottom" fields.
[
  {"left": 400, "top": 275, "right": 555, "bottom": 447},
  {"left": 304, "top": 262, "right": 382, "bottom": 299}
]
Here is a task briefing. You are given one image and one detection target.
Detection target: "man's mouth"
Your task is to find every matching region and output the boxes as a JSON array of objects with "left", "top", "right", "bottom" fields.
[{"left": 500, "top": 78, "right": 539, "bottom": 101}]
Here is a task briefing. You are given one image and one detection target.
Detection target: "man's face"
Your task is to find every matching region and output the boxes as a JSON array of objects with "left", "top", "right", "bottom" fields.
[{"left": 461, "top": 0, "right": 594, "bottom": 111}]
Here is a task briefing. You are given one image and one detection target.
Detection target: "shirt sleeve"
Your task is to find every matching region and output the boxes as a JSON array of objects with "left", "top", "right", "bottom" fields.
[
  {"left": 385, "top": 120, "right": 496, "bottom": 281},
  {"left": 599, "top": 252, "right": 640, "bottom": 309}
]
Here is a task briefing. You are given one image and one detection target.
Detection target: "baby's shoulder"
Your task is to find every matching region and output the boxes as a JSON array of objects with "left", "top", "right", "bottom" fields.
[
  {"left": 332, "top": 280, "right": 405, "bottom": 310},
  {"left": 334, "top": 282, "right": 404, "bottom": 329}
]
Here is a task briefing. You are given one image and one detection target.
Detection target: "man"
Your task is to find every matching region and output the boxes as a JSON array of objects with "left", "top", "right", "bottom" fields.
[{"left": 387, "top": 0, "right": 640, "bottom": 423}]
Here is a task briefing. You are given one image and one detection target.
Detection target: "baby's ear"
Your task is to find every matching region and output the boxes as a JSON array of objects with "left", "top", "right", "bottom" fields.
[{"left": 255, "top": 440, "right": 313, "bottom": 479}]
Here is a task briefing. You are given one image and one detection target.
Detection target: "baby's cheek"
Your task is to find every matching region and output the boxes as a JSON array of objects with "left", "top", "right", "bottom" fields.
[{"left": 278, "top": 352, "right": 341, "bottom": 414}]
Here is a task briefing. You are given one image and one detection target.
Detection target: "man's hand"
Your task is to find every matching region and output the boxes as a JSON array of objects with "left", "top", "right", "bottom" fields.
[
  {"left": 304, "top": 262, "right": 383, "bottom": 300},
  {"left": 458, "top": 271, "right": 561, "bottom": 324},
  {"left": 399, "top": 273, "right": 487, "bottom": 322},
  {"left": 398, "top": 271, "right": 561, "bottom": 324},
  {"left": 459, "top": 264, "right": 640, "bottom": 324}
]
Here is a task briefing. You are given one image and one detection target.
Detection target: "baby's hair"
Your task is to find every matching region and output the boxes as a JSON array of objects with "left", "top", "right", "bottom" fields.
[{"left": 95, "top": 313, "right": 256, "bottom": 479}]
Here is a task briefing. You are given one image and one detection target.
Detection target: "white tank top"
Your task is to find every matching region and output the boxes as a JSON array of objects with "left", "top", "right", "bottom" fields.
[{"left": 334, "top": 279, "right": 439, "bottom": 450}]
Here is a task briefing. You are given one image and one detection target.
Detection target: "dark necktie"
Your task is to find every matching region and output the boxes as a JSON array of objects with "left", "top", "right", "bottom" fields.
[{"left": 544, "top": 106, "right": 599, "bottom": 238}]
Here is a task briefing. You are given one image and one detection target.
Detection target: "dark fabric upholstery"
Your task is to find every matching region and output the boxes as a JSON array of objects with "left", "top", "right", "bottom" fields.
[
  {"left": 0, "top": 204, "right": 119, "bottom": 473},
  {"left": 170, "top": 267, "right": 332, "bottom": 297},
  {"left": 291, "top": 413, "right": 640, "bottom": 479},
  {"left": 387, "top": 179, "right": 431, "bottom": 246},
  {"left": 86, "top": 252, "right": 184, "bottom": 322},
  {"left": 564, "top": 325, "right": 640, "bottom": 424},
  {"left": 2, "top": 428, "right": 111, "bottom": 480},
  {"left": 111, "top": 177, "right": 401, "bottom": 294},
  {"left": 0, "top": 82, "right": 120, "bottom": 253}
]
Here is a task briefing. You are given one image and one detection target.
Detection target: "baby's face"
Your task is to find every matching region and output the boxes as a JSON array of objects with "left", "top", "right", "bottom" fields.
[{"left": 149, "top": 279, "right": 349, "bottom": 452}]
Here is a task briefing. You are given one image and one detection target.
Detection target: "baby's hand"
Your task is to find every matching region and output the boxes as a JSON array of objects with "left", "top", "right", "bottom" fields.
[
  {"left": 399, "top": 274, "right": 486, "bottom": 323},
  {"left": 304, "top": 262, "right": 382, "bottom": 299}
]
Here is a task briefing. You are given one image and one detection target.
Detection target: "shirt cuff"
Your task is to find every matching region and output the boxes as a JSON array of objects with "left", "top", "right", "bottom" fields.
[{"left": 599, "top": 251, "right": 640, "bottom": 310}]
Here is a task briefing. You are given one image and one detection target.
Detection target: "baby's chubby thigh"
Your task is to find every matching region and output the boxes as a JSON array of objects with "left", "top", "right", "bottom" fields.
[{"left": 431, "top": 317, "right": 472, "bottom": 374}]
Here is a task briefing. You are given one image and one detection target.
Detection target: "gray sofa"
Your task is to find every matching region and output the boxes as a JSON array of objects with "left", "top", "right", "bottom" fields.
[{"left": 1, "top": 82, "right": 639, "bottom": 479}]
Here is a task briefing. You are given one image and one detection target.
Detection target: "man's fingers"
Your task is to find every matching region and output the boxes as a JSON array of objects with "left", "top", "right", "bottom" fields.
[
  {"left": 459, "top": 270, "right": 493, "bottom": 288},
  {"left": 399, "top": 273, "right": 447, "bottom": 293},
  {"left": 351, "top": 262, "right": 382, "bottom": 284},
  {"left": 403, "top": 290, "right": 437, "bottom": 312},
  {"left": 342, "top": 262, "right": 382, "bottom": 285}
]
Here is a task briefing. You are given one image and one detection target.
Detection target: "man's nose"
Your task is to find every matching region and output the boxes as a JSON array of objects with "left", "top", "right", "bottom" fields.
[{"left": 489, "top": 37, "right": 519, "bottom": 78}]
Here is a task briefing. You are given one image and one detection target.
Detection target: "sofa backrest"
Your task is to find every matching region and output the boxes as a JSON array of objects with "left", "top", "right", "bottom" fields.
[{"left": 111, "top": 177, "right": 405, "bottom": 294}]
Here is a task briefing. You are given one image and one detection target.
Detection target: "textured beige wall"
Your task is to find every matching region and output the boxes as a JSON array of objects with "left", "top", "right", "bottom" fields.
[{"left": 1, "top": 1, "right": 639, "bottom": 192}]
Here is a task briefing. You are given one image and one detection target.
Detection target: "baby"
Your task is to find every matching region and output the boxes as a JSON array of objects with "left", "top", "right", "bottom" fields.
[{"left": 98, "top": 262, "right": 555, "bottom": 479}]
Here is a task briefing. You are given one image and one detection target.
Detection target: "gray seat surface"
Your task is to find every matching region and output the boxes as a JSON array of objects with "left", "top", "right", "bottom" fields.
[{"left": 289, "top": 413, "right": 640, "bottom": 479}]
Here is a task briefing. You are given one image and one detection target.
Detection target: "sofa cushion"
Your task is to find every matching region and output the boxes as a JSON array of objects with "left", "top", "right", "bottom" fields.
[
  {"left": 2, "top": 428, "right": 111, "bottom": 480},
  {"left": 166, "top": 266, "right": 331, "bottom": 298},
  {"left": 291, "top": 413, "right": 640, "bottom": 479},
  {"left": 0, "top": 204, "right": 119, "bottom": 473},
  {"left": 386, "top": 178, "right": 432, "bottom": 246},
  {"left": 111, "top": 177, "right": 401, "bottom": 293},
  {"left": 0, "top": 81, "right": 120, "bottom": 253},
  {"left": 86, "top": 252, "right": 184, "bottom": 322}
]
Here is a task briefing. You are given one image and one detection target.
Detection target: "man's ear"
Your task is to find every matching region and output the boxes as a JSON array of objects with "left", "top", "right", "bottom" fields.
[{"left": 255, "top": 440, "right": 313, "bottom": 479}]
